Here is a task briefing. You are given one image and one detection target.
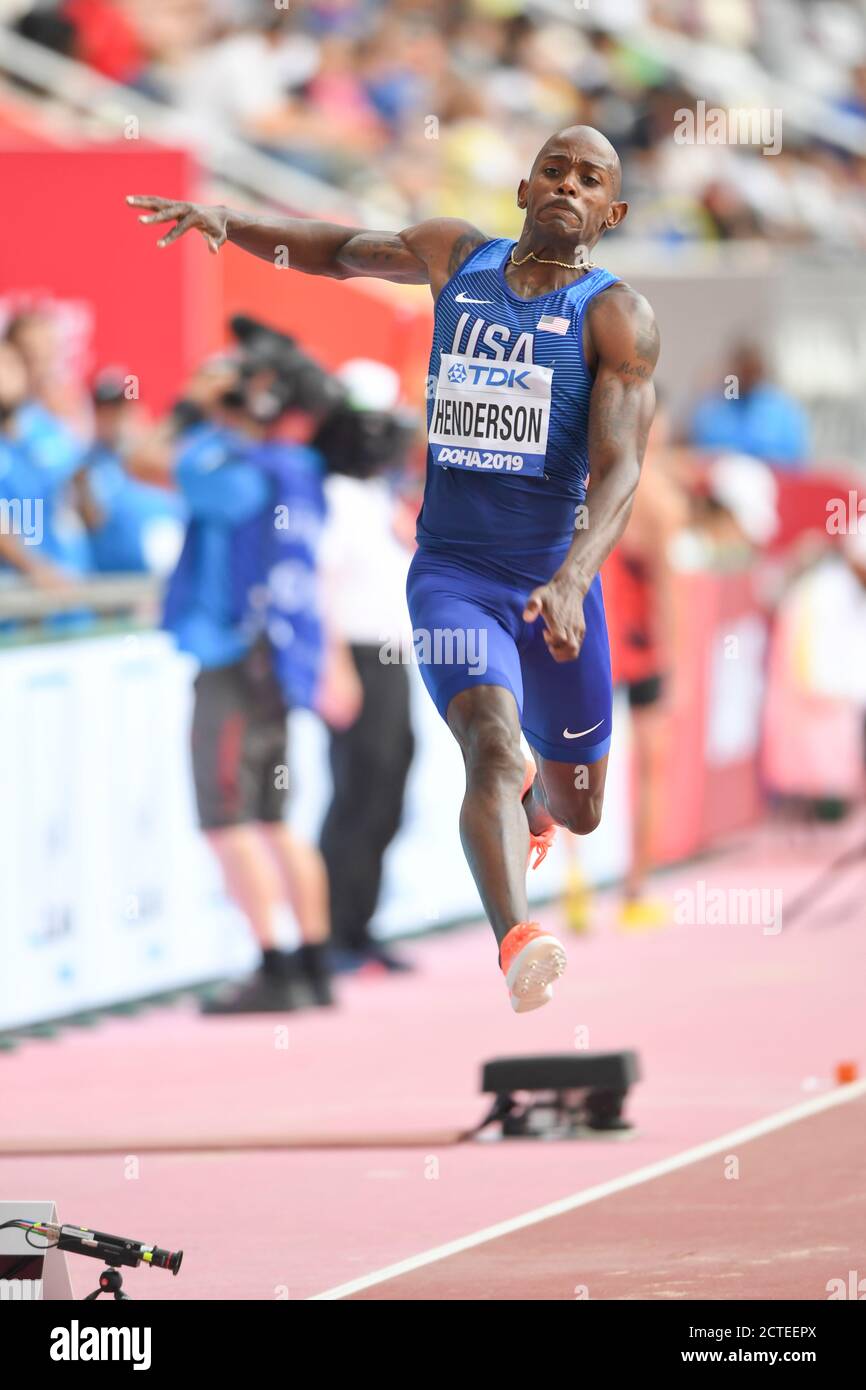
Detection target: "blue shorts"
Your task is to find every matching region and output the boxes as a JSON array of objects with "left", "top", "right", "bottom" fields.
[{"left": 406, "top": 548, "right": 612, "bottom": 764}]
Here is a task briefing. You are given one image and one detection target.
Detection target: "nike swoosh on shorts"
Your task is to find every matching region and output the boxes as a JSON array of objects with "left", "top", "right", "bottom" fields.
[{"left": 562, "top": 719, "right": 604, "bottom": 739}]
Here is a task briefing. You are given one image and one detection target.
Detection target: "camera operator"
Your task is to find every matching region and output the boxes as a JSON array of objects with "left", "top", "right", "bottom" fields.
[
  {"left": 139, "top": 322, "right": 343, "bottom": 1014},
  {"left": 313, "top": 359, "right": 419, "bottom": 973}
]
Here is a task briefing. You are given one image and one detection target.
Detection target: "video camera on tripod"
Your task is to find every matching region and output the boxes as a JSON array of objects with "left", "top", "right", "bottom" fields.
[
  {"left": 224, "top": 315, "right": 417, "bottom": 478},
  {"left": 1, "top": 1217, "right": 182, "bottom": 1300}
]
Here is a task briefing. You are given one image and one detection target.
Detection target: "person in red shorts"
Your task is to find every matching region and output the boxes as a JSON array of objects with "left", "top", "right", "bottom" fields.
[{"left": 604, "top": 398, "right": 687, "bottom": 929}]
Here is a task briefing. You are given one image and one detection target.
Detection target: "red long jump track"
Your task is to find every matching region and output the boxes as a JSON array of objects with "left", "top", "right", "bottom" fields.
[
  {"left": 330, "top": 1087, "right": 866, "bottom": 1300},
  {"left": 0, "top": 817, "right": 863, "bottom": 1300}
]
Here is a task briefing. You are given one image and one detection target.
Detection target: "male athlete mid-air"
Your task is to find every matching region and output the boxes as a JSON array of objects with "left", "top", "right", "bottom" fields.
[{"left": 129, "top": 124, "right": 659, "bottom": 1014}]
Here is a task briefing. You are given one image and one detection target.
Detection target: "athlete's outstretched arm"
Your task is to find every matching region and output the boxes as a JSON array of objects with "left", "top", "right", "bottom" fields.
[
  {"left": 523, "top": 284, "right": 659, "bottom": 661},
  {"left": 125, "top": 197, "right": 486, "bottom": 296}
]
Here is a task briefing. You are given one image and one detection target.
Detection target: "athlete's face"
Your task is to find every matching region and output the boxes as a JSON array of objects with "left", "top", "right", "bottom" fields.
[{"left": 517, "top": 140, "right": 627, "bottom": 251}]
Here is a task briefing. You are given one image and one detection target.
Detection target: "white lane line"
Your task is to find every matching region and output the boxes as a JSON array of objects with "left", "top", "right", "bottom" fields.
[{"left": 308, "top": 1079, "right": 866, "bottom": 1300}]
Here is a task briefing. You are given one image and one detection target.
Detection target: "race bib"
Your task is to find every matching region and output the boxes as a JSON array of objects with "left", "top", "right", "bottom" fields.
[{"left": 429, "top": 353, "right": 552, "bottom": 477}]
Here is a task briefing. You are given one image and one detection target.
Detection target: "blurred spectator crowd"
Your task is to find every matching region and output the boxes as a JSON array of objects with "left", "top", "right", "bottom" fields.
[
  {"left": 4, "top": 0, "right": 866, "bottom": 248},
  {"left": 0, "top": 307, "right": 186, "bottom": 587}
]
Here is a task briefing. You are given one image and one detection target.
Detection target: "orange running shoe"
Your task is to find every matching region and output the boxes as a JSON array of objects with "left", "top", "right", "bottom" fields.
[
  {"left": 500, "top": 921, "right": 567, "bottom": 1013},
  {"left": 521, "top": 759, "right": 556, "bottom": 870}
]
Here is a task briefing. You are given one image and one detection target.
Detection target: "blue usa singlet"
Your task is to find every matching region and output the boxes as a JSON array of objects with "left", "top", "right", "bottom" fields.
[
  {"left": 416, "top": 236, "right": 619, "bottom": 586},
  {"left": 406, "top": 236, "right": 618, "bottom": 764}
]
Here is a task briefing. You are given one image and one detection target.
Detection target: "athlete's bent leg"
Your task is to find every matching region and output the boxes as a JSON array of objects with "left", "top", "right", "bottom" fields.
[
  {"left": 518, "top": 572, "right": 612, "bottom": 842},
  {"left": 524, "top": 752, "right": 609, "bottom": 837},
  {"left": 446, "top": 684, "right": 530, "bottom": 951},
  {"left": 407, "top": 554, "right": 567, "bottom": 1009}
]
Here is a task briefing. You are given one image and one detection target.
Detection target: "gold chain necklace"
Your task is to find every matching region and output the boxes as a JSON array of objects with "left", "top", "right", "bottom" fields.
[{"left": 510, "top": 247, "right": 595, "bottom": 272}]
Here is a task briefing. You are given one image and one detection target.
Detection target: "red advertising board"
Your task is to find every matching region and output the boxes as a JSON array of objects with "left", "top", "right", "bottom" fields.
[
  {"left": 0, "top": 146, "right": 218, "bottom": 413},
  {"left": 646, "top": 570, "right": 766, "bottom": 864}
]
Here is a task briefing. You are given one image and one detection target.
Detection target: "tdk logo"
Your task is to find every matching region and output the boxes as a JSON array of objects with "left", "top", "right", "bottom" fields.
[{"left": 447, "top": 363, "right": 531, "bottom": 389}]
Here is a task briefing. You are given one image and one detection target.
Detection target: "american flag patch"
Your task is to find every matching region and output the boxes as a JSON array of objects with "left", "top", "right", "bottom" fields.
[{"left": 537, "top": 315, "right": 570, "bottom": 335}]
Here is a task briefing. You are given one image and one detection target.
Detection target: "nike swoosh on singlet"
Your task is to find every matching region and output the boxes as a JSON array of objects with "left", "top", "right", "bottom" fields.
[
  {"left": 454, "top": 292, "right": 492, "bottom": 304},
  {"left": 562, "top": 719, "right": 604, "bottom": 739}
]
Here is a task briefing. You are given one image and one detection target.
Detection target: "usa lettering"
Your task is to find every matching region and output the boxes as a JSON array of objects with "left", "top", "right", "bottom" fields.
[{"left": 451, "top": 314, "right": 535, "bottom": 362}]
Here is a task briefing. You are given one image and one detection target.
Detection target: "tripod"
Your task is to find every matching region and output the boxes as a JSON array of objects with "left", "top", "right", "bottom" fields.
[{"left": 84, "top": 1265, "right": 130, "bottom": 1300}]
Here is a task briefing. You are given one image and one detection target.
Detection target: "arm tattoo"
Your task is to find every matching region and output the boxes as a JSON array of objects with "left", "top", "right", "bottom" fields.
[
  {"left": 616, "top": 318, "right": 659, "bottom": 378},
  {"left": 334, "top": 230, "right": 429, "bottom": 282},
  {"left": 366, "top": 238, "right": 404, "bottom": 266},
  {"left": 340, "top": 234, "right": 407, "bottom": 272},
  {"left": 592, "top": 372, "right": 653, "bottom": 459},
  {"left": 634, "top": 318, "right": 660, "bottom": 362},
  {"left": 617, "top": 360, "right": 652, "bottom": 380},
  {"left": 592, "top": 376, "right": 633, "bottom": 451}
]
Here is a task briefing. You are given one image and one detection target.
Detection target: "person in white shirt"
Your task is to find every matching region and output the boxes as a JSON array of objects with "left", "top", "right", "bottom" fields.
[{"left": 316, "top": 359, "right": 417, "bottom": 972}]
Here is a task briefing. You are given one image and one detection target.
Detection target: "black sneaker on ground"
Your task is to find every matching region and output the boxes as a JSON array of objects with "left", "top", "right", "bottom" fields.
[
  {"left": 295, "top": 942, "right": 335, "bottom": 1008},
  {"left": 199, "top": 967, "right": 300, "bottom": 1015}
]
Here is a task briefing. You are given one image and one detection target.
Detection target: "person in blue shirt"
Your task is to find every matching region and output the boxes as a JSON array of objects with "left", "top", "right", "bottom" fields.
[
  {"left": 0, "top": 338, "right": 84, "bottom": 597},
  {"left": 165, "top": 411, "right": 272, "bottom": 667},
  {"left": 689, "top": 342, "right": 810, "bottom": 470},
  {"left": 0, "top": 319, "right": 91, "bottom": 577},
  {"left": 4, "top": 309, "right": 94, "bottom": 574},
  {"left": 74, "top": 369, "right": 186, "bottom": 576},
  {"left": 157, "top": 370, "right": 333, "bottom": 1015}
]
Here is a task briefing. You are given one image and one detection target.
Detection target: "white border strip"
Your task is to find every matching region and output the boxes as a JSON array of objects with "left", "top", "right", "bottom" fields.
[{"left": 308, "top": 1079, "right": 866, "bottom": 1299}]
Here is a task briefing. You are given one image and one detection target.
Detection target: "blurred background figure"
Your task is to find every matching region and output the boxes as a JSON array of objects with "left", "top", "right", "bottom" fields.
[
  {"left": 5, "top": 306, "right": 88, "bottom": 435},
  {"left": 670, "top": 453, "right": 781, "bottom": 572},
  {"left": 689, "top": 341, "right": 811, "bottom": 470},
  {"left": 152, "top": 335, "right": 336, "bottom": 1015},
  {"left": 72, "top": 366, "right": 186, "bottom": 577},
  {"left": 763, "top": 527, "right": 866, "bottom": 817},
  {"left": 1, "top": 311, "right": 89, "bottom": 584},
  {"left": 316, "top": 359, "right": 417, "bottom": 974},
  {"left": 604, "top": 394, "right": 689, "bottom": 931},
  {"left": 0, "top": 337, "right": 59, "bottom": 586}
]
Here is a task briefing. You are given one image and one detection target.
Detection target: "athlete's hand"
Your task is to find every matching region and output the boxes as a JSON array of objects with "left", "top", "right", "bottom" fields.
[
  {"left": 126, "top": 196, "right": 229, "bottom": 254},
  {"left": 523, "top": 576, "right": 586, "bottom": 662}
]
